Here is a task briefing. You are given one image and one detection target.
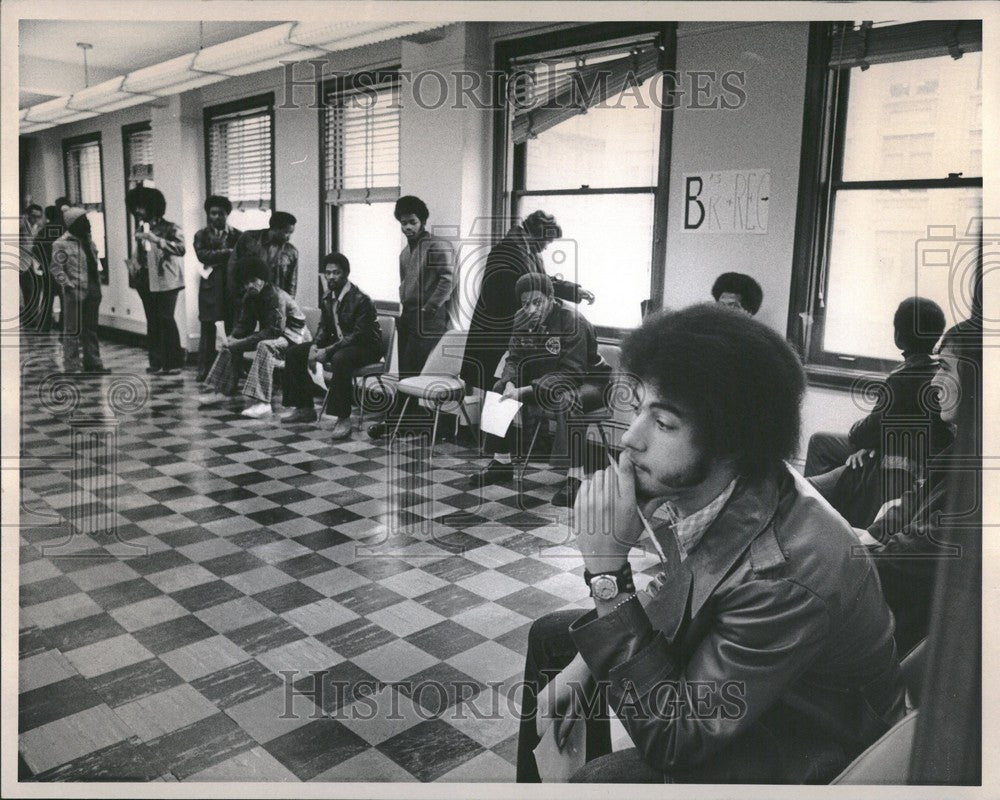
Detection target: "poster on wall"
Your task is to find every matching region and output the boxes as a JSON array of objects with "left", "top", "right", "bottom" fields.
[{"left": 683, "top": 169, "right": 770, "bottom": 234}]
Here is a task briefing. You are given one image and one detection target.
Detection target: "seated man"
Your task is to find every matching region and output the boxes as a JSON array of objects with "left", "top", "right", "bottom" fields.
[
  {"left": 854, "top": 318, "right": 979, "bottom": 656},
  {"left": 808, "top": 297, "right": 952, "bottom": 526},
  {"left": 711, "top": 271, "right": 763, "bottom": 315},
  {"left": 472, "top": 272, "right": 610, "bottom": 508},
  {"left": 280, "top": 252, "right": 382, "bottom": 438},
  {"left": 516, "top": 304, "right": 904, "bottom": 784},
  {"left": 199, "top": 256, "right": 310, "bottom": 414}
]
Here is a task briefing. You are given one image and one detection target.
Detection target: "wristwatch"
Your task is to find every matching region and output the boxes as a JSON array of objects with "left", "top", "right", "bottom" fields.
[{"left": 584, "top": 563, "right": 634, "bottom": 601}]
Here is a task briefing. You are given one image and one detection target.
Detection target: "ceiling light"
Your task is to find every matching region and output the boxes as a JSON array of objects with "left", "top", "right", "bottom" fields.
[{"left": 192, "top": 23, "right": 327, "bottom": 76}]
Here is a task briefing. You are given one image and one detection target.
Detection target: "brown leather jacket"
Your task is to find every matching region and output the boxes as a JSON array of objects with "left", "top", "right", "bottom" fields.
[{"left": 570, "top": 467, "right": 905, "bottom": 782}]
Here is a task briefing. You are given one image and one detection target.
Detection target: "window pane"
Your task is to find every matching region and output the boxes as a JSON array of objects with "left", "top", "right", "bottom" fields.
[
  {"left": 841, "top": 52, "right": 982, "bottom": 181},
  {"left": 227, "top": 208, "right": 271, "bottom": 235},
  {"left": 336, "top": 202, "right": 404, "bottom": 304},
  {"left": 823, "top": 187, "right": 981, "bottom": 360},
  {"left": 518, "top": 193, "right": 654, "bottom": 328},
  {"left": 87, "top": 211, "right": 106, "bottom": 261},
  {"left": 524, "top": 82, "right": 660, "bottom": 190}
]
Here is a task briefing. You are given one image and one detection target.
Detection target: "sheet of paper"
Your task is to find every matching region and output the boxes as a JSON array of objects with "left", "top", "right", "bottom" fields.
[
  {"left": 309, "top": 362, "right": 327, "bottom": 391},
  {"left": 533, "top": 719, "right": 586, "bottom": 782},
  {"left": 480, "top": 390, "right": 522, "bottom": 437}
]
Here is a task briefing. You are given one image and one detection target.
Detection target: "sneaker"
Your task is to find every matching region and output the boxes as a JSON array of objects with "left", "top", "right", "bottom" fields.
[
  {"left": 331, "top": 417, "right": 353, "bottom": 440},
  {"left": 282, "top": 408, "right": 317, "bottom": 424},
  {"left": 552, "top": 477, "right": 582, "bottom": 508},
  {"left": 468, "top": 459, "right": 515, "bottom": 489},
  {"left": 241, "top": 402, "right": 273, "bottom": 419},
  {"left": 198, "top": 392, "right": 225, "bottom": 406}
]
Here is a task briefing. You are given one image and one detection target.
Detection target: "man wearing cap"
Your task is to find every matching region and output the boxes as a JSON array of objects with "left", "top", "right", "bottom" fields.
[
  {"left": 471, "top": 272, "right": 610, "bottom": 507},
  {"left": 50, "top": 207, "right": 108, "bottom": 373}
]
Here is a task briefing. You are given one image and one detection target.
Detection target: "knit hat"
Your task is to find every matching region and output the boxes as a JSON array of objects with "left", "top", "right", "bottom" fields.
[{"left": 62, "top": 207, "right": 87, "bottom": 228}]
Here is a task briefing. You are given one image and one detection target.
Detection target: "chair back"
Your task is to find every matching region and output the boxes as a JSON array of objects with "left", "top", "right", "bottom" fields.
[
  {"left": 378, "top": 314, "right": 396, "bottom": 360},
  {"left": 421, "top": 329, "right": 470, "bottom": 379}
]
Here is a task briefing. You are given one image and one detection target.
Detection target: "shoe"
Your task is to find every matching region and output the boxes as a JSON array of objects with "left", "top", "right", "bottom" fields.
[
  {"left": 86, "top": 365, "right": 111, "bottom": 374},
  {"left": 368, "top": 422, "right": 388, "bottom": 440},
  {"left": 146, "top": 366, "right": 162, "bottom": 375},
  {"left": 162, "top": 367, "right": 182, "bottom": 376},
  {"left": 469, "top": 459, "right": 515, "bottom": 489},
  {"left": 551, "top": 477, "right": 582, "bottom": 508},
  {"left": 198, "top": 392, "right": 225, "bottom": 406},
  {"left": 195, "top": 371, "right": 208, "bottom": 383},
  {"left": 331, "top": 417, "right": 353, "bottom": 440},
  {"left": 241, "top": 402, "right": 273, "bottom": 419},
  {"left": 282, "top": 408, "right": 317, "bottom": 424}
]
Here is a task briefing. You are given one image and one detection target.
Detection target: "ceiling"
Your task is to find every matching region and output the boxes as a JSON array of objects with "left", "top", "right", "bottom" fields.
[{"left": 19, "top": 20, "right": 279, "bottom": 108}]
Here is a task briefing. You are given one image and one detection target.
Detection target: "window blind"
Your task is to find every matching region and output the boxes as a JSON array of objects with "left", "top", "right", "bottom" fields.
[
  {"left": 324, "top": 80, "right": 400, "bottom": 204},
  {"left": 509, "top": 37, "right": 662, "bottom": 145},
  {"left": 828, "top": 20, "right": 982, "bottom": 68},
  {"left": 126, "top": 127, "right": 154, "bottom": 186},
  {"left": 64, "top": 141, "right": 104, "bottom": 210},
  {"left": 207, "top": 105, "right": 273, "bottom": 208}
]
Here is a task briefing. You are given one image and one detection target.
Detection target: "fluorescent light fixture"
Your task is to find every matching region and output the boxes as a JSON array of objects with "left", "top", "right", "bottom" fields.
[
  {"left": 20, "top": 121, "right": 57, "bottom": 134},
  {"left": 68, "top": 76, "right": 160, "bottom": 112},
  {"left": 51, "top": 110, "right": 100, "bottom": 125},
  {"left": 192, "top": 23, "right": 327, "bottom": 76},
  {"left": 124, "top": 54, "right": 224, "bottom": 95}
]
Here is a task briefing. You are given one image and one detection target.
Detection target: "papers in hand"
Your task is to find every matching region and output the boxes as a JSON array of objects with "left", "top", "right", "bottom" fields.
[
  {"left": 533, "top": 719, "right": 586, "bottom": 782},
  {"left": 481, "top": 391, "right": 522, "bottom": 437},
  {"left": 309, "top": 362, "right": 327, "bottom": 391}
]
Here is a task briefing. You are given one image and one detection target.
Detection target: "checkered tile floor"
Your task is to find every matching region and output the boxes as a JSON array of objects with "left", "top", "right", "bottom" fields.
[{"left": 18, "top": 337, "right": 659, "bottom": 782}]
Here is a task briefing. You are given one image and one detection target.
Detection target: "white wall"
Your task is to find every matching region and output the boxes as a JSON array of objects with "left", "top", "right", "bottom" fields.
[{"left": 665, "top": 22, "right": 810, "bottom": 333}]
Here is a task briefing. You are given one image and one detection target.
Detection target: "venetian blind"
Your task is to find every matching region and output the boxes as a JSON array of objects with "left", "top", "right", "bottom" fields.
[
  {"left": 64, "top": 140, "right": 104, "bottom": 210},
  {"left": 509, "top": 37, "right": 662, "bottom": 145},
  {"left": 126, "top": 127, "right": 154, "bottom": 187},
  {"left": 207, "top": 104, "right": 273, "bottom": 208},
  {"left": 324, "top": 79, "right": 400, "bottom": 204},
  {"left": 829, "top": 20, "right": 982, "bottom": 68}
]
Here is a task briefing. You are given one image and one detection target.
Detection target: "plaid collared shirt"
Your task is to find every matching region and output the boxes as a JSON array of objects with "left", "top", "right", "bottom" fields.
[{"left": 659, "top": 478, "right": 739, "bottom": 560}]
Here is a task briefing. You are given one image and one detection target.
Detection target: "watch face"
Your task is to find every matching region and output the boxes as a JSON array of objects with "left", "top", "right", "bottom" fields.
[{"left": 591, "top": 575, "right": 619, "bottom": 601}]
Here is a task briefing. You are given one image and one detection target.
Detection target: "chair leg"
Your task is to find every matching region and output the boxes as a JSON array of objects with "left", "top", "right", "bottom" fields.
[
  {"left": 358, "top": 377, "right": 368, "bottom": 431},
  {"left": 597, "top": 422, "right": 612, "bottom": 461},
  {"left": 430, "top": 404, "right": 441, "bottom": 466},
  {"left": 391, "top": 396, "right": 411, "bottom": 441},
  {"left": 457, "top": 400, "right": 476, "bottom": 450},
  {"left": 520, "top": 422, "right": 543, "bottom": 482}
]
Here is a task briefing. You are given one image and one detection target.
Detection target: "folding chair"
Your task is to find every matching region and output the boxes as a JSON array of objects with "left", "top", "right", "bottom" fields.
[{"left": 390, "top": 329, "right": 477, "bottom": 463}]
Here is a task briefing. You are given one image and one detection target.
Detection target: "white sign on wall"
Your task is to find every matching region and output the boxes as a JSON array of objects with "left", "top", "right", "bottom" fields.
[{"left": 682, "top": 169, "right": 770, "bottom": 234}]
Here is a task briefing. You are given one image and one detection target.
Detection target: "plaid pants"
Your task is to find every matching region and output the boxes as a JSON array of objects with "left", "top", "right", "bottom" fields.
[{"left": 204, "top": 332, "right": 309, "bottom": 401}]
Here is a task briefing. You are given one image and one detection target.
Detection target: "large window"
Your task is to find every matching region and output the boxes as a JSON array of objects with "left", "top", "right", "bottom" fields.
[
  {"left": 122, "top": 121, "right": 153, "bottom": 257},
  {"left": 791, "top": 21, "right": 982, "bottom": 378},
  {"left": 62, "top": 133, "right": 108, "bottom": 282},
  {"left": 205, "top": 94, "right": 274, "bottom": 233},
  {"left": 321, "top": 71, "right": 402, "bottom": 304},
  {"left": 497, "top": 24, "right": 675, "bottom": 332}
]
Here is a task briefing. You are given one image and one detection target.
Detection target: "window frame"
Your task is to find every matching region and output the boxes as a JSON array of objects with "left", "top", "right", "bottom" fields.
[
  {"left": 203, "top": 92, "right": 276, "bottom": 220},
  {"left": 493, "top": 22, "right": 677, "bottom": 339},
  {"left": 121, "top": 120, "right": 152, "bottom": 258},
  {"left": 789, "top": 21, "right": 983, "bottom": 388},
  {"left": 62, "top": 131, "right": 109, "bottom": 282},
  {"left": 318, "top": 67, "right": 402, "bottom": 311}
]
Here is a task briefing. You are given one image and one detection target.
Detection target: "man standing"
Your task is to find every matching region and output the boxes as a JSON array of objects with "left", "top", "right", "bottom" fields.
[
  {"left": 226, "top": 211, "right": 298, "bottom": 332},
  {"left": 19, "top": 204, "right": 44, "bottom": 328},
  {"left": 394, "top": 195, "right": 454, "bottom": 375},
  {"left": 50, "top": 208, "right": 107, "bottom": 373},
  {"left": 280, "top": 253, "right": 381, "bottom": 438},
  {"left": 516, "top": 304, "right": 903, "bottom": 784},
  {"left": 193, "top": 196, "right": 242, "bottom": 381},
  {"left": 368, "top": 195, "right": 455, "bottom": 440}
]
